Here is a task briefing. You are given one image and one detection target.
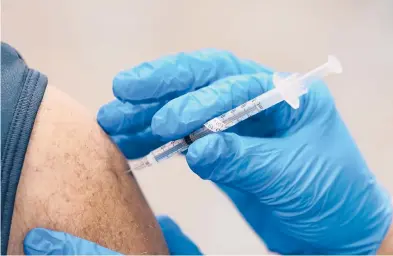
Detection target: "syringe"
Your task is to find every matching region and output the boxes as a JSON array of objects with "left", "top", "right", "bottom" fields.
[{"left": 129, "top": 55, "right": 342, "bottom": 172}]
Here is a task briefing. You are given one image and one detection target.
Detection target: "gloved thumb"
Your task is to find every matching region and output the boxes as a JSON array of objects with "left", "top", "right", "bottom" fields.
[
  {"left": 157, "top": 216, "right": 202, "bottom": 255},
  {"left": 24, "top": 228, "right": 119, "bottom": 255},
  {"left": 186, "top": 132, "right": 286, "bottom": 198}
]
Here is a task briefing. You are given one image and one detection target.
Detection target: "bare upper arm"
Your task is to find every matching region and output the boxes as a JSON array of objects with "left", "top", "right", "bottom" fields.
[{"left": 7, "top": 86, "right": 168, "bottom": 254}]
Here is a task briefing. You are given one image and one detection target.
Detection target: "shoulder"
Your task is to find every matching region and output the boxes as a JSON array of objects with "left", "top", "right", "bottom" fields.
[{"left": 8, "top": 85, "right": 167, "bottom": 254}]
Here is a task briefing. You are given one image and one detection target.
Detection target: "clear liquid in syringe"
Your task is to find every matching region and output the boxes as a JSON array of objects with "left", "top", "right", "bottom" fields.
[{"left": 128, "top": 55, "right": 342, "bottom": 172}]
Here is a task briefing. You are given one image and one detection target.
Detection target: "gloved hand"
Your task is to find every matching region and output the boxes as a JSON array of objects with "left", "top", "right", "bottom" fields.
[
  {"left": 98, "top": 49, "right": 392, "bottom": 254},
  {"left": 23, "top": 216, "right": 201, "bottom": 255}
]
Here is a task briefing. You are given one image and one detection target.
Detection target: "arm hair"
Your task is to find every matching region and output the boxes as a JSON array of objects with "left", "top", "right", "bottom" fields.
[{"left": 7, "top": 86, "right": 168, "bottom": 254}]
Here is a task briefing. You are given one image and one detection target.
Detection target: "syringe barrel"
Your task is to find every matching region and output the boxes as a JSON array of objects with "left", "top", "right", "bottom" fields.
[
  {"left": 129, "top": 55, "right": 342, "bottom": 172},
  {"left": 187, "top": 126, "right": 214, "bottom": 143}
]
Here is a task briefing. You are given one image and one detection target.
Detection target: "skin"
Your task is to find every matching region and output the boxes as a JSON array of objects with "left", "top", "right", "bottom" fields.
[
  {"left": 7, "top": 86, "right": 168, "bottom": 255},
  {"left": 5, "top": 83, "right": 390, "bottom": 254},
  {"left": 379, "top": 224, "right": 393, "bottom": 254}
]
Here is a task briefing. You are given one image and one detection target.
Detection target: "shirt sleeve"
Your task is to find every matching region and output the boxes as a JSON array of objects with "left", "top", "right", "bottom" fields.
[{"left": 1, "top": 42, "right": 48, "bottom": 254}]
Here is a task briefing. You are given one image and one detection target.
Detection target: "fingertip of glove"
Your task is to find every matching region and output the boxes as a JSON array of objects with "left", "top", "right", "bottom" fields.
[
  {"left": 186, "top": 133, "right": 226, "bottom": 178},
  {"left": 113, "top": 63, "right": 160, "bottom": 102},
  {"left": 24, "top": 228, "right": 62, "bottom": 254},
  {"left": 151, "top": 108, "right": 185, "bottom": 140},
  {"left": 97, "top": 103, "right": 123, "bottom": 134},
  {"left": 157, "top": 215, "right": 181, "bottom": 233},
  {"left": 113, "top": 71, "right": 146, "bottom": 102},
  {"left": 156, "top": 215, "right": 202, "bottom": 255},
  {"left": 151, "top": 111, "right": 167, "bottom": 137},
  {"left": 24, "top": 227, "right": 56, "bottom": 243},
  {"left": 96, "top": 104, "right": 106, "bottom": 124},
  {"left": 24, "top": 228, "right": 41, "bottom": 249},
  {"left": 112, "top": 72, "right": 131, "bottom": 102}
]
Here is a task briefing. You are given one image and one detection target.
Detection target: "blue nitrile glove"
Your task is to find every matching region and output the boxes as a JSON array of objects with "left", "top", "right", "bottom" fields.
[
  {"left": 97, "top": 49, "right": 267, "bottom": 158},
  {"left": 98, "top": 49, "right": 392, "bottom": 254},
  {"left": 157, "top": 216, "right": 202, "bottom": 255},
  {"left": 23, "top": 216, "right": 201, "bottom": 255},
  {"left": 23, "top": 228, "right": 120, "bottom": 255}
]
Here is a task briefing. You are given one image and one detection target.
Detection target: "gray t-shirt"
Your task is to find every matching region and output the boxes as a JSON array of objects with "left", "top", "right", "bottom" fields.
[{"left": 1, "top": 42, "right": 48, "bottom": 254}]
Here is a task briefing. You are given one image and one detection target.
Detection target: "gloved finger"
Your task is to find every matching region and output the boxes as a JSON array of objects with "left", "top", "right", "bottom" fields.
[
  {"left": 111, "top": 127, "right": 164, "bottom": 159},
  {"left": 152, "top": 72, "right": 282, "bottom": 140},
  {"left": 113, "top": 49, "right": 272, "bottom": 103},
  {"left": 157, "top": 216, "right": 202, "bottom": 255},
  {"left": 186, "top": 132, "right": 287, "bottom": 198},
  {"left": 153, "top": 75, "right": 334, "bottom": 140},
  {"left": 24, "top": 228, "right": 120, "bottom": 255},
  {"left": 97, "top": 99, "right": 165, "bottom": 135}
]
